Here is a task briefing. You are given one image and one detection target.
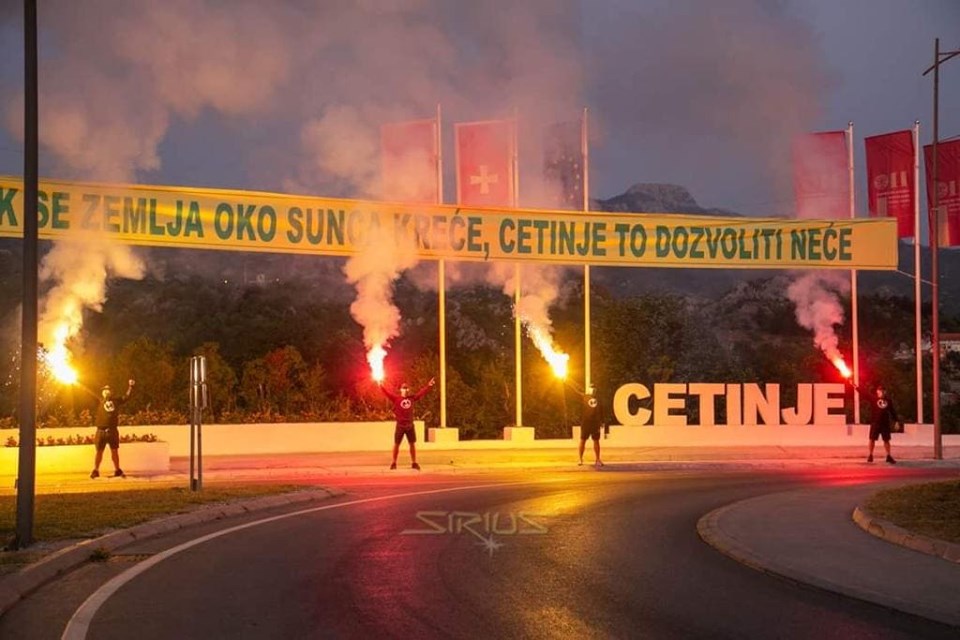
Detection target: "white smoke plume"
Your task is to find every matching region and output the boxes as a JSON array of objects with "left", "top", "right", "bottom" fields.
[
  {"left": 487, "top": 262, "right": 570, "bottom": 376},
  {"left": 38, "top": 234, "right": 145, "bottom": 382},
  {"left": 3, "top": 1, "right": 297, "bottom": 380},
  {"left": 343, "top": 226, "right": 419, "bottom": 380},
  {"left": 786, "top": 271, "right": 851, "bottom": 362},
  {"left": 0, "top": 1, "right": 839, "bottom": 387}
]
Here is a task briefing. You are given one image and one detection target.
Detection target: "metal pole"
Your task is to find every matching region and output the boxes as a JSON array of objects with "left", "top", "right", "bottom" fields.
[
  {"left": 848, "top": 122, "right": 861, "bottom": 425},
  {"left": 15, "top": 0, "right": 39, "bottom": 549},
  {"left": 515, "top": 263, "right": 523, "bottom": 427},
  {"left": 197, "top": 407, "right": 203, "bottom": 491},
  {"left": 436, "top": 104, "right": 447, "bottom": 428},
  {"left": 189, "top": 408, "right": 195, "bottom": 490},
  {"left": 512, "top": 116, "right": 522, "bottom": 428},
  {"left": 438, "top": 259, "right": 447, "bottom": 428},
  {"left": 913, "top": 121, "right": 924, "bottom": 424},
  {"left": 582, "top": 107, "right": 591, "bottom": 390},
  {"left": 920, "top": 38, "right": 960, "bottom": 458},
  {"left": 930, "top": 38, "right": 942, "bottom": 459},
  {"left": 189, "top": 357, "right": 196, "bottom": 490}
]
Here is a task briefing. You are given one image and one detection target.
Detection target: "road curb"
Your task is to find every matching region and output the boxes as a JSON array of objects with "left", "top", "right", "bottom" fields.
[
  {"left": 696, "top": 494, "right": 960, "bottom": 628},
  {"left": 852, "top": 505, "right": 960, "bottom": 564},
  {"left": 0, "top": 487, "right": 344, "bottom": 617}
]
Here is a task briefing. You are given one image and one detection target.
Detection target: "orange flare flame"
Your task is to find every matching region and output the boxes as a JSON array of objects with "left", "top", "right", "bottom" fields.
[
  {"left": 831, "top": 356, "right": 852, "bottom": 379},
  {"left": 527, "top": 326, "right": 569, "bottom": 379},
  {"left": 44, "top": 323, "right": 79, "bottom": 385},
  {"left": 367, "top": 345, "right": 386, "bottom": 383}
]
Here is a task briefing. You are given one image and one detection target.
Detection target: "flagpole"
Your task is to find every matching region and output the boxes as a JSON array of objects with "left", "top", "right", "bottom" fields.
[
  {"left": 848, "top": 121, "right": 861, "bottom": 425},
  {"left": 922, "top": 37, "right": 960, "bottom": 459},
  {"left": 913, "top": 121, "right": 924, "bottom": 425},
  {"left": 436, "top": 104, "right": 448, "bottom": 429},
  {"left": 582, "top": 107, "right": 591, "bottom": 390},
  {"left": 512, "top": 116, "right": 522, "bottom": 428}
]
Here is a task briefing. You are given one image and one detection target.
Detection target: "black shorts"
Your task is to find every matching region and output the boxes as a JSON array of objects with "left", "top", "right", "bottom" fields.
[
  {"left": 394, "top": 424, "right": 416, "bottom": 445},
  {"left": 95, "top": 428, "right": 120, "bottom": 451},
  {"left": 580, "top": 425, "right": 601, "bottom": 442},
  {"left": 869, "top": 424, "right": 891, "bottom": 442}
]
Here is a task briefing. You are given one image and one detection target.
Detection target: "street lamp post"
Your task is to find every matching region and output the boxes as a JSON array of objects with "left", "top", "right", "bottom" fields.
[
  {"left": 922, "top": 38, "right": 960, "bottom": 461},
  {"left": 15, "top": 0, "right": 39, "bottom": 548}
]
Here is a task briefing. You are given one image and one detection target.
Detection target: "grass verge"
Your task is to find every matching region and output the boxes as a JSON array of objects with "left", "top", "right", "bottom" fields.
[
  {"left": 865, "top": 479, "right": 960, "bottom": 545},
  {"left": 0, "top": 484, "right": 310, "bottom": 543}
]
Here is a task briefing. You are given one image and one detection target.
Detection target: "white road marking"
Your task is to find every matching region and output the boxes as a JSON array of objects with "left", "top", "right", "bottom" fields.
[{"left": 62, "top": 480, "right": 542, "bottom": 640}]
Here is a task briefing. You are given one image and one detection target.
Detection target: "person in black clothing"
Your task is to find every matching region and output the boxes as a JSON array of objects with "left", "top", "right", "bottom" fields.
[
  {"left": 577, "top": 383, "right": 606, "bottom": 467},
  {"left": 91, "top": 379, "right": 135, "bottom": 478},
  {"left": 379, "top": 377, "right": 435, "bottom": 470},
  {"left": 868, "top": 383, "right": 900, "bottom": 464}
]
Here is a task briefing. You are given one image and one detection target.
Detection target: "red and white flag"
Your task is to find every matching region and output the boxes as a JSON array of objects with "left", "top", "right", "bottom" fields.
[
  {"left": 792, "top": 131, "right": 849, "bottom": 219},
  {"left": 865, "top": 130, "right": 915, "bottom": 239},
  {"left": 455, "top": 119, "right": 516, "bottom": 207},
  {"left": 924, "top": 138, "right": 960, "bottom": 247},
  {"left": 380, "top": 118, "right": 439, "bottom": 204}
]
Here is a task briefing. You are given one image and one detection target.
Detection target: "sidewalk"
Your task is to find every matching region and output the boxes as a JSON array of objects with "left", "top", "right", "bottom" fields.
[
  {"left": 170, "top": 445, "right": 960, "bottom": 479},
  {"left": 698, "top": 484, "right": 960, "bottom": 628},
  {"left": 4, "top": 445, "right": 960, "bottom": 491}
]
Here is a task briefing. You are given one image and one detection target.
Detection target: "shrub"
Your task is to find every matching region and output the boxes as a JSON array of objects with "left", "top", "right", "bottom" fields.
[{"left": 3, "top": 433, "right": 161, "bottom": 448}]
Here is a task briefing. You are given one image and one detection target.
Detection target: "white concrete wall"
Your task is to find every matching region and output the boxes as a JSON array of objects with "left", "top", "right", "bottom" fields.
[
  {"left": 2, "top": 422, "right": 952, "bottom": 458},
  {"left": 119, "top": 421, "right": 425, "bottom": 456},
  {"left": 603, "top": 423, "right": 939, "bottom": 447}
]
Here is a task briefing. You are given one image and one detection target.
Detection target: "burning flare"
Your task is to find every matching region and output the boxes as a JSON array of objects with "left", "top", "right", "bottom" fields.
[
  {"left": 527, "top": 326, "right": 569, "bottom": 379},
  {"left": 37, "top": 235, "right": 145, "bottom": 387},
  {"left": 830, "top": 355, "right": 852, "bottom": 379},
  {"left": 367, "top": 345, "right": 387, "bottom": 383},
  {"left": 42, "top": 326, "right": 79, "bottom": 385}
]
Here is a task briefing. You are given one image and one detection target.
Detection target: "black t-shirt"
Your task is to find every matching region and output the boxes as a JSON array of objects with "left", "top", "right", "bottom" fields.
[
  {"left": 869, "top": 393, "right": 900, "bottom": 430},
  {"left": 94, "top": 395, "right": 128, "bottom": 430},
  {"left": 581, "top": 394, "right": 605, "bottom": 430}
]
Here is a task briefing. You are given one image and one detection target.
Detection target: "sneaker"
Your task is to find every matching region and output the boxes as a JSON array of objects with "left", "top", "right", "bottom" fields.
[
  {"left": 90, "top": 470, "right": 99, "bottom": 479},
  {"left": 113, "top": 469, "right": 125, "bottom": 478},
  {"left": 390, "top": 462, "right": 397, "bottom": 470},
  {"left": 595, "top": 460, "right": 604, "bottom": 468},
  {"left": 867, "top": 455, "right": 873, "bottom": 463},
  {"left": 578, "top": 460, "right": 583, "bottom": 466},
  {"left": 412, "top": 462, "right": 421, "bottom": 470},
  {"left": 886, "top": 455, "right": 897, "bottom": 464}
]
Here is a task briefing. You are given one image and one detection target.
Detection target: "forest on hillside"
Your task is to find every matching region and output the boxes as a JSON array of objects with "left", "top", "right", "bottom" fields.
[{"left": 2, "top": 244, "right": 958, "bottom": 438}]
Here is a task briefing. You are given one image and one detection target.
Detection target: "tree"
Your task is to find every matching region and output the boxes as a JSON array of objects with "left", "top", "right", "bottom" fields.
[
  {"left": 114, "top": 337, "right": 177, "bottom": 413},
  {"left": 193, "top": 342, "right": 238, "bottom": 420},
  {"left": 240, "top": 358, "right": 271, "bottom": 415},
  {"left": 303, "top": 360, "right": 329, "bottom": 414},
  {"left": 263, "top": 346, "right": 308, "bottom": 414}
]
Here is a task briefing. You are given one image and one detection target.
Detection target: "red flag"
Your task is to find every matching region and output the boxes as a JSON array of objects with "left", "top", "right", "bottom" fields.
[
  {"left": 792, "top": 131, "right": 849, "bottom": 219},
  {"left": 455, "top": 119, "right": 515, "bottom": 207},
  {"left": 865, "top": 130, "right": 915, "bottom": 238},
  {"left": 380, "top": 119, "right": 438, "bottom": 204},
  {"left": 924, "top": 138, "right": 960, "bottom": 247}
]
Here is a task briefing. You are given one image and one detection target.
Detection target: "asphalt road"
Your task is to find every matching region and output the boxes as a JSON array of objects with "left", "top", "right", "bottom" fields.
[{"left": 3, "top": 467, "right": 957, "bottom": 639}]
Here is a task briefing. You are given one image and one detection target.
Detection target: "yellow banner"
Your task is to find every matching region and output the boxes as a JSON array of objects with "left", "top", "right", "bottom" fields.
[{"left": 0, "top": 176, "right": 899, "bottom": 269}]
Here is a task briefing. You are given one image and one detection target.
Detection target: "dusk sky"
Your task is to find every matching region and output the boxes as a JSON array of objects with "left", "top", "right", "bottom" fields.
[{"left": 0, "top": 0, "right": 957, "bottom": 222}]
